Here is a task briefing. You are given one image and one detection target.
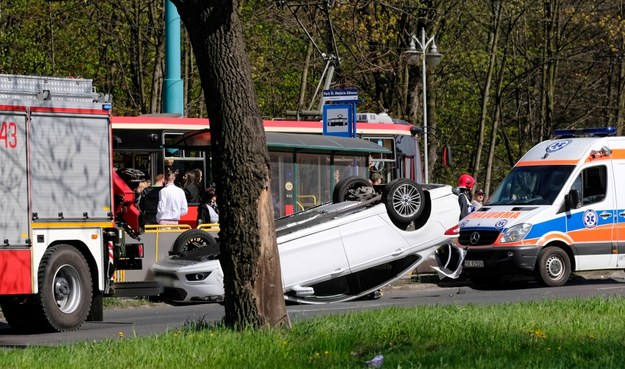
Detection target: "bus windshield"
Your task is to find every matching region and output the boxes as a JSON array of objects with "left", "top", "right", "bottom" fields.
[{"left": 487, "top": 165, "right": 575, "bottom": 206}]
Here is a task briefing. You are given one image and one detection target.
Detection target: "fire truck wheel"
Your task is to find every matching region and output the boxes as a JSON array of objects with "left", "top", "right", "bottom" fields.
[
  {"left": 171, "top": 229, "right": 218, "bottom": 256},
  {"left": 35, "top": 244, "right": 93, "bottom": 332},
  {"left": 382, "top": 179, "right": 425, "bottom": 225},
  {"left": 536, "top": 247, "right": 571, "bottom": 287},
  {"left": 332, "top": 176, "right": 374, "bottom": 203}
]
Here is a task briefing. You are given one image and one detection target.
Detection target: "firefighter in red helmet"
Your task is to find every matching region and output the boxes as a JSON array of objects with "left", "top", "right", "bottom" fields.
[{"left": 457, "top": 174, "right": 476, "bottom": 220}]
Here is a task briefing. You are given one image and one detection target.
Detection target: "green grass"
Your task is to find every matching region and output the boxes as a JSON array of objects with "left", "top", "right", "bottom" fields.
[{"left": 2, "top": 296, "right": 625, "bottom": 368}]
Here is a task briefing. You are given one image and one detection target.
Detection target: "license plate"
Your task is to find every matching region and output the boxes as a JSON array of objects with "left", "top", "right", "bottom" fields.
[{"left": 464, "top": 259, "right": 484, "bottom": 268}]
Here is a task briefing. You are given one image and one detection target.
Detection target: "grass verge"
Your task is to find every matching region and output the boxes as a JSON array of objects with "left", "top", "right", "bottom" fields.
[{"left": 1, "top": 296, "right": 624, "bottom": 368}]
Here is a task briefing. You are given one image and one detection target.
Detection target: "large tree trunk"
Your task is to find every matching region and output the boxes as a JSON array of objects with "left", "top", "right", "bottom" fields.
[{"left": 171, "top": 0, "right": 289, "bottom": 330}]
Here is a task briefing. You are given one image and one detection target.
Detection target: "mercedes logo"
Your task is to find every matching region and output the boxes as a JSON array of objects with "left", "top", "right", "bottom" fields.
[{"left": 469, "top": 232, "right": 480, "bottom": 245}]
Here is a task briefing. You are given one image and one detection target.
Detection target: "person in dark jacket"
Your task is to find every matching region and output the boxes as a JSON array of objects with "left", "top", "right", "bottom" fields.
[
  {"left": 457, "top": 173, "right": 476, "bottom": 220},
  {"left": 139, "top": 174, "right": 164, "bottom": 226},
  {"left": 197, "top": 187, "right": 219, "bottom": 225},
  {"left": 183, "top": 172, "right": 201, "bottom": 204}
]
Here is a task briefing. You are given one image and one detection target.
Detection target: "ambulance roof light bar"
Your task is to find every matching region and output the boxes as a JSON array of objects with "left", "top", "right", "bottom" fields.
[{"left": 552, "top": 127, "right": 616, "bottom": 139}]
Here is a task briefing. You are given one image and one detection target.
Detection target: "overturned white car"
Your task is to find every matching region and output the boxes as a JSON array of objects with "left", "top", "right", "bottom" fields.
[{"left": 152, "top": 177, "right": 460, "bottom": 304}]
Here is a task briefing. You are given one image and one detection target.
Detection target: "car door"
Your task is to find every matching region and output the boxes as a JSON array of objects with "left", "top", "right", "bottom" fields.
[
  {"left": 278, "top": 225, "right": 350, "bottom": 289},
  {"left": 339, "top": 212, "right": 409, "bottom": 273}
]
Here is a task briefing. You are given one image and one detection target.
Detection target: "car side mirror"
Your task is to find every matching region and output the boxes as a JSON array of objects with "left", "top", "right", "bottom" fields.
[{"left": 565, "top": 189, "right": 580, "bottom": 211}]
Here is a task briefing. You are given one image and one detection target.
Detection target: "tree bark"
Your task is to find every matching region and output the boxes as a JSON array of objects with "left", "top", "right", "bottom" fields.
[{"left": 171, "top": 0, "right": 289, "bottom": 330}]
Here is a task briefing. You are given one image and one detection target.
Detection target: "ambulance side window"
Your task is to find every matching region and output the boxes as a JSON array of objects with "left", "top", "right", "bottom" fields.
[{"left": 575, "top": 166, "right": 607, "bottom": 206}]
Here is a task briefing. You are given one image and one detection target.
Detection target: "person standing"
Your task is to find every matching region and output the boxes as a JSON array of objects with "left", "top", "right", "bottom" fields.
[
  {"left": 193, "top": 168, "right": 205, "bottom": 194},
  {"left": 472, "top": 188, "right": 485, "bottom": 211},
  {"left": 197, "top": 187, "right": 219, "bottom": 225},
  {"left": 139, "top": 174, "right": 164, "bottom": 226},
  {"left": 457, "top": 174, "right": 476, "bottom": 220},
  {"left": 183, "top": 171, "right": 201, "bottom": 203},
  {"left": 156, "top": 172, "right": 188, "bottom": 225}
]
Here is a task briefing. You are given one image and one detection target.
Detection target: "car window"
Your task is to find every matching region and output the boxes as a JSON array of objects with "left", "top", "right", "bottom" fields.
[{"left": 574, "top": 165, "right": 607, "bottom": 206}]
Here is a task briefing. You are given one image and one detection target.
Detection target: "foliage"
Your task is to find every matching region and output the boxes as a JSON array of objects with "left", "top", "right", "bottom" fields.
[
  {"left": 1, "top": 297, "right": 625, "bottom": 368},
  {"left": 2, "top": 0, "right": 625, "bottom": 190}
]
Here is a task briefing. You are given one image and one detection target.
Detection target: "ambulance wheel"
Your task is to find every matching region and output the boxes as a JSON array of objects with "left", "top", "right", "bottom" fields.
[
  {"left": 536, "top": 247, "right": 571, "bottom": 287},
  {"left": 332, "top": 176, "right": 374, "bottom": 203},
  {"left": 35, "top": 244, "right": 93, "bottom": 332},
  {"left": 172, "top": 229, "right": 218, "bottom": 256},
  {"left": 382, "top": 179, "right": 425, "bottom": 225}
]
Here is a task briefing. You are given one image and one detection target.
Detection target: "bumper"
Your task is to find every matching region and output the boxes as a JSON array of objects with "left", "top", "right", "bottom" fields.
[
  {"left": 463, "top": 246, "right": 540, "bottom": 275},
  {"left": 153, "top": 260, "right": 224, "bottom": 303}
]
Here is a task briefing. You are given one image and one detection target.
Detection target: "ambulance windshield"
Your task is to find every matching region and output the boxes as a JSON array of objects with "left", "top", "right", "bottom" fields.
[{"left": 487, "top": 165, "right": 575, "bottom": 206}]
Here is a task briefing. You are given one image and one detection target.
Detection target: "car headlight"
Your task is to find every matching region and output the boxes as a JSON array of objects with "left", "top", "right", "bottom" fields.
[{"left": 500, "top": 223, "right": 532, "bottom": 243}]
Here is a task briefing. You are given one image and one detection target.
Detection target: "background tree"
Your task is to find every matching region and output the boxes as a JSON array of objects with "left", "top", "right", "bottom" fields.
[
  {"left": 170, "top": 0, "right": 289, "bottom": 329},
  {"left": 3, "top": 0, "right": 625, "bottom": 210}
]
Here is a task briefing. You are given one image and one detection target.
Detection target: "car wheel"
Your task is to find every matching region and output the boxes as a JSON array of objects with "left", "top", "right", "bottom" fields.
[
  {"left": 171, "top": 229, "right": 218, "bottom": 256},
  {"left": 535, "top": 247, "right": 570, "bottom": 287},
  {"left": 332, "top": 176, "right": 374, "bottom": 203},
  {"left": 381, "top": 179, "right": 425, "bottom": 224}
]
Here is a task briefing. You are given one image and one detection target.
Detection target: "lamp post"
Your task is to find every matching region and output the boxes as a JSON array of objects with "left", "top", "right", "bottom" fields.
[{"left": 405, "top": 28, "right": 442, "bottom": 183}]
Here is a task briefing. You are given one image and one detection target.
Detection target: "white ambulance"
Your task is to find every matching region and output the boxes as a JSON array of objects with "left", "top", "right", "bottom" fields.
[{"left": 457, "top": 127, "right": 625, "bottom": 287}]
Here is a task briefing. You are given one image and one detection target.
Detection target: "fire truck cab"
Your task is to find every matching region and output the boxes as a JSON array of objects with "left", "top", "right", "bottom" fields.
[{"left": 0, "top": 74, "right": 157, "bottom": 332}]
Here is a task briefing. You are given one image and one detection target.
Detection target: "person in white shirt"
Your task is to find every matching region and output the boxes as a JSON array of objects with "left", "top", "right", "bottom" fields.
[{"left": 156, "top": 172, "right": 188, "bottom": 225}]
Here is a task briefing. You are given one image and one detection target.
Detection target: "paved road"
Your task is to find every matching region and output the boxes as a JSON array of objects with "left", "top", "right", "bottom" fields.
[{"left": 1, "top": 272, "right": 624, "bottom": 347}]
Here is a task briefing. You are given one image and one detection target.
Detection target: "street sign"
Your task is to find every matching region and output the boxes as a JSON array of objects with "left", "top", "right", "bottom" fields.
[{"left": 322, "top": 88, "right": 358, "bottom": 102}]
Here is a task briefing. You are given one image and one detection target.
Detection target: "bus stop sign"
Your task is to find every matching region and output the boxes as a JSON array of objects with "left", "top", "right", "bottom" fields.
[{"left": 323, "top": 103, "right": 355, "bottom": 138}]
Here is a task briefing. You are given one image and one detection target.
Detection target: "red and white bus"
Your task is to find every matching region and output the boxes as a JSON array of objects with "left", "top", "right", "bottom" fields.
[{"left": 111, "top": 113, "right": 423, "bottom": 220}]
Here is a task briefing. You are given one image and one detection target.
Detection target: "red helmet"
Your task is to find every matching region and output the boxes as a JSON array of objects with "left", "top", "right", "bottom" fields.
[{"left": 458, "top": 174, "right": 475, "bottom": 190}]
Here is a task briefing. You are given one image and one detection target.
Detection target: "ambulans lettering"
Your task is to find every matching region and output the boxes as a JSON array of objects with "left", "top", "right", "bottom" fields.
[
  {"left": 545, "top": 140, "right": 571, "bottom": 153},
  {"left": 466, "top": 211, "right": 521, "bottom": 219},
  {"left": 0, "top": 121, "right": 17, "bottom": 149}
]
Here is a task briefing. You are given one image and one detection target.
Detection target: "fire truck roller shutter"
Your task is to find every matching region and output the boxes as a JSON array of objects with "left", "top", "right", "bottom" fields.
[
  {"left": 0, "top": 111, "right": 29, "bottom": 245},
  {"left": 29, "top": 112, "right": 112, "bottom": 220}
]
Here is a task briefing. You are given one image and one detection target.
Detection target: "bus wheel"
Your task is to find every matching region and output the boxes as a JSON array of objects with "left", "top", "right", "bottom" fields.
[
  {"left": 536, "top": 247, "right": 570, "bottom": 287},
  {"left": 382, "top": 179, "right": 425, "bottom": 225},
  {"left": 172, "top": 229, "right": 218, "bottom": 256},
  {"left": 332, "top": 176, "right": 374, "bottom": 203},
  {"left": 34, "top": 244, "right": 93, "bottom": 332}
]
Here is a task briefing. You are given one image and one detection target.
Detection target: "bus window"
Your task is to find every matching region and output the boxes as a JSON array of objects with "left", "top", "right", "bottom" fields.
[
  {"left": 334, "top": 155, "right": 368, "bottom": 185},
  {"left": 270, "top": 153, "right": 294, "bottom": 217},
  {"left": 364, "top": 137, "right": 396, "bottom": 182},
  {"left": 297, "top": 153, "right": 331, "bottom": 210},
  {"left": 114, "top": 151, "right": 158, "bottom": 181}
]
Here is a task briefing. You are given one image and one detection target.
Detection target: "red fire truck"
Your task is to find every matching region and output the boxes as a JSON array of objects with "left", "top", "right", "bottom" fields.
[{"left": 0, "top": 74, "right": 159, "bottom": 332}]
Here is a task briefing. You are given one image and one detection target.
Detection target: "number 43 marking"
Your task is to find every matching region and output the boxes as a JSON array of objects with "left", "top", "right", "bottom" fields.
[{"left": 0, "top": 121, "right": 17, "bottom": 148}]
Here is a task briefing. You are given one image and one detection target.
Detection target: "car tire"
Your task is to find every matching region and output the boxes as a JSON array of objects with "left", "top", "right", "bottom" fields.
[
  {"left": 535, "top": 247, "right": 570, "bottom": 287},
  {"left": 332, "top": 176, "right": 374, "bottom": 203},
  {"left": 171, "top": 229, "right": 218, "bottom": 256},
  {"left": 381, "top": 178, "right": 425, "bottom": 224}
]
